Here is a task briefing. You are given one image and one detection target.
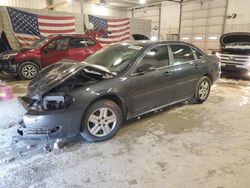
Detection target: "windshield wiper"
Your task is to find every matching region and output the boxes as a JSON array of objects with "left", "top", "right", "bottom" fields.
[{"left": 81, "top": 62, "right": 117, "bottom": 77}]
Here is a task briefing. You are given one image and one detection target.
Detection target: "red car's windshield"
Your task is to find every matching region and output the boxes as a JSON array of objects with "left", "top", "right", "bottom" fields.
[{"left": 27, "top": 37, "right": 48, "bottom": 49}]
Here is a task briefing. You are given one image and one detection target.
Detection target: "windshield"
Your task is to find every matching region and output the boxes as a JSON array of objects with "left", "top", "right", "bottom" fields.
[
  {"left": 27, "top": 37, "right": 48, "bottom": 49},
  {"left": 85, "top": 43, "right": 142, "bottom": 74}
]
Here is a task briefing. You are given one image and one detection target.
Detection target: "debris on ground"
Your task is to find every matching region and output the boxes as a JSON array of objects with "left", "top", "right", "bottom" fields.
[
  {"left": 26, "top": 144, "right": 36, "bottom": 150},
  {"left": 43, "top": 143, "right": 52, "bottom": 153},
  {"left": 53, "top": 139, "right": 67, "bottom": 150},
  {"left": 18, "top": 151, "right": 24, "bottom": 157},
  {"left": 1, "top": 157, "right": 15, "bottom": 164}
]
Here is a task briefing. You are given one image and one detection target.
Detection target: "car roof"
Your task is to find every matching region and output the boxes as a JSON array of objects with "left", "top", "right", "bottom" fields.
[
  {"left": 46, "top": 34, "right": 92, "bottom": 40},
  {"left": 116, "top": 40, "right": 194, "bottom": 48}
]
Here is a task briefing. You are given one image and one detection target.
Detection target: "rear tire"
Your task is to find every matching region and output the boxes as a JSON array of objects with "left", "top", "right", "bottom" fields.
[
  {"left": 18, "top": 61, "right": 40, "bottom": 80},
  {"left": 192, "top": 76, "right": 211, "bottom": 104},
  {"left": 80, "top": 100, "right": 123, "bottom": 142}
]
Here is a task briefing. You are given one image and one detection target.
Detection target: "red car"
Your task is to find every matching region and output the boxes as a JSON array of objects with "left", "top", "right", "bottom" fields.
[{"left": 0, "top": 34, "right": 102, "bottom": 79}]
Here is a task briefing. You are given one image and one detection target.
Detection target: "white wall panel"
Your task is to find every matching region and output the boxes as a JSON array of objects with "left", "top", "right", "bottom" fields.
[
  {"left": 0, "top": 0, "right": 46, "bottom": 9},
  {"left": 53, "top": 0, "right": 127, "bottom": 18},
  {"left": 180, "top": 0, "right": 227, "bottom": 51},
  {"left": 225, "top": 0, "right": 250, "bottom": 33},
  {"left": 131, "top": 5, "right": 160, "bottom": 39},
  {"left": 130, "top": 1, "right": 180, "bottom": 40}
]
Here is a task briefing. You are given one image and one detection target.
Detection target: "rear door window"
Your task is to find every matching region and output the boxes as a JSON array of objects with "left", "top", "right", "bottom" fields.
[
  {"left": 46, "top": 37, "right": 69, "bottom": 51},
  {"left": 69, "top": 38, "right": 87, "bottom": 48},
  {"left": 192, "top": 48, "right": 204, "bottom": 60},
  {"left": 170, "top": 44, "right": 195, "bottom": 64},
  {"left": 139, "top": 45, "right": 170, "bottom": 69},
  {"left": 86, "top": 38, "right": 96, "bottom": 46}
]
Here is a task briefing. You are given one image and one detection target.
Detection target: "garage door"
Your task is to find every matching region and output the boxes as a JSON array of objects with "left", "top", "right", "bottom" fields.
[{"left": 180, "top": 0, "right": 227, "bottom": 52}]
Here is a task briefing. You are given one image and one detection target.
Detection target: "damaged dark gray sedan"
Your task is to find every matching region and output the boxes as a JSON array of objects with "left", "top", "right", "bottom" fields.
[{"left": 18, "top": 41, "right": 220, "bottom": 142}]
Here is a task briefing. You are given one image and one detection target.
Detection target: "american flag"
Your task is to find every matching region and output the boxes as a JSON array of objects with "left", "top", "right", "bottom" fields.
[
  {"left": 6, "top": 7, "right": 75, "bottom": 47},
  {"left": 87, "top": 15, "right": 130, "bottom": 45}
]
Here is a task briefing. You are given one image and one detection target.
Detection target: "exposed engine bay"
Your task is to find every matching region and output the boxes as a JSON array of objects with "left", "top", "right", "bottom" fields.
[{"left": 22, "top": 69, "right": 108, "bottom": 111}]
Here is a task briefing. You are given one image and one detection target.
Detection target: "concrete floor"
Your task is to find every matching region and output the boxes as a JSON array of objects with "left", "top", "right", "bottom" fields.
[{"left": 0, "top": 77, "right": 250, "bottom": 188}]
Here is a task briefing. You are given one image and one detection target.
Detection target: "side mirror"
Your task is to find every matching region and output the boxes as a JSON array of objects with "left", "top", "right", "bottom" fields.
[{"left": 136, "top": 63, "right": 155, "bottom": 73}]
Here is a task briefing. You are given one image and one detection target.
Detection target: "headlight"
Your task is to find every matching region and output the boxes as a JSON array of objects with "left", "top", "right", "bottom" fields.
[
  {"left": 42, "top": 94, "right": 74, "bottom": 110},
  {"left": 215, "top": 52, "right": 220, "bottom": 59},
  {"left": 1, "top": 53, "right": 17, "bottom": 60}
]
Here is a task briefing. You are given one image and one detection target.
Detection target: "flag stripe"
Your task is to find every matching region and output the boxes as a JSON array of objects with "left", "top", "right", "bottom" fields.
[
  {"left": 17, "top": 36, "right": 38, "bottom": 42},
  {"left": 108, "top": 20, "right": 130, "bottom": 26},
  {"left": 108, "top": 22, "right": 130, "bottom": 28},
  {"left": 39, "top": 25, "right": 75, "bottom": 30},
  {"left": 107, "top": 32, "right": 130, "bottom": 39},
  {"left": 40, "top": 29, "right": 75, "bottom": 34},
  {"left": 108, "top": 32, "right": 130, "bottom": 38},
  {"left": 7, "top": 7, "right": 76, "bottom": 47},
  {"left": 38, "top": 18, "right": 74, "bottom": 24},
  {"left": 16, "top": 34, "right": 39, "bottom": 47},
  {"left": 109, "top": 27, "right": 130, "bottom": 33},
  {"left": 107, "top": 18, "right": 129, "bottom": 22},
  {"left": 39, "top": 22, "right": 75, "bottom": 27},
  {"left": 38, "top": 15, "right": 74, "bottom": 20},
  {"left": 87, "top": 15, "right": 130, "bottom": 46}
]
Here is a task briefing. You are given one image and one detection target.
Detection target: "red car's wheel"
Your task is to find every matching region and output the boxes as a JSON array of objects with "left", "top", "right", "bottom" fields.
[{"left": 18, "top": 61, "right": 40, "bottom": 80}]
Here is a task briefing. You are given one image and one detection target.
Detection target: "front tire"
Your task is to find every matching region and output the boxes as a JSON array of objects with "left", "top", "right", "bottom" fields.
[
  {"left": 80, "top": 100, "right": 123, "bottom": 142},
  {"left": 18, "top": 61, "right": 40, "bottom": 80},
  {"left": 193, "top": 76, "right": 211, "bottom": 103}
]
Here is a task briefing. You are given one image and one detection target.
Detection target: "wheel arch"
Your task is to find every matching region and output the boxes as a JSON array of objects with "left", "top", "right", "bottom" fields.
[
  {"left": 85, "top": 93, "right": 127, "bottom": 120},
  {"left": 17, "top": 59, "right": 42, "bottom": 70},
  {"left": 203, "top": 73, "right": 213, "bottom": 83}
]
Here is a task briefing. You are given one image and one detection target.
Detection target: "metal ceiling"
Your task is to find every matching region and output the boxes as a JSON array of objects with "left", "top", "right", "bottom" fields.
[{"left": 87, "top": 0, "right": 209, "bottom": 8}]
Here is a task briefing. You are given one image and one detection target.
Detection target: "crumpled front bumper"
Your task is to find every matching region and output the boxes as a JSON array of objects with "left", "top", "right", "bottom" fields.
[
  {"left": 0, "top": 59, "right": 17, "bottom": 74},
  {"left": 17, "top": 97, "right": 84, "bottom": 139}
]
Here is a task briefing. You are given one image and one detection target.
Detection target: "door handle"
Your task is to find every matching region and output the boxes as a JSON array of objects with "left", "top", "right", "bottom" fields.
[
  {"left": 163, "top": 71, "right": 172, "bottom": 76},
  {"left": 195, "top": 64, "right": 199, "bottom": 69}
]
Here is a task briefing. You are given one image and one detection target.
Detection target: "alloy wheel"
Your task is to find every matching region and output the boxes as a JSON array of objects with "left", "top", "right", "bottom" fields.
[
  {"left": 198, "top": 80, "right": 209, "bottom": 100},
  {"left": 22, "top": 64, "right": 37, "bottom": 79},
  {"left": 87, "top": 107, "right": 117, "bottom": 137}
]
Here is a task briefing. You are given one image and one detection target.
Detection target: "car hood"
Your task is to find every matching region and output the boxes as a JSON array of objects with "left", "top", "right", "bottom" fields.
[
  {"left": 220, "top": 32, "right": 250, "bottom": 47},
  {"left": 27, "top": 60, "right": 114, "bottom": 99},
  {"left": 0, "top": 50, "right": 19, "bottom": 59}
]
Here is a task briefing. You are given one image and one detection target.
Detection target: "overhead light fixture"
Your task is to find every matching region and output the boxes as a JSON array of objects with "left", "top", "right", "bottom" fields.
[
  {"left": 195, "top": 36, "right": 203, "bottom": 41},
  {"left": 140, "top": 0, "right": 146, "bottom": 4},
  {"left": 94, "top": 4, "right": 107, "bottom": 16},
  {"left": 209, "top": 36, "right": 218, "bottom": 40},
  {"left": 182, "top": 37, "right": 189, "bottom": 40}
]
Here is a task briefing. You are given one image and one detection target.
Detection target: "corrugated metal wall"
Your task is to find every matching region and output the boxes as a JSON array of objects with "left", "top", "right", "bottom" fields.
[
  {"left": 225, "top": 0, "right": 250, "bottom": 33},
  {"left": 180, "top": 0, "right": 227, "bottom": 51},
  {"left": 0, "top": 0, "right": 46, "bottom": 9},
  {"left": 128, "top": 1, "right": 180, "bottom": 41},
  {"left": 0, "top": 0, "right": 128, "bottom": 18},
  {"left": 53, "top": 0, "right": 128, "bottom": 17},
  {"left": 130, "top": 5, "right": 160, "bottom": 39}
]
